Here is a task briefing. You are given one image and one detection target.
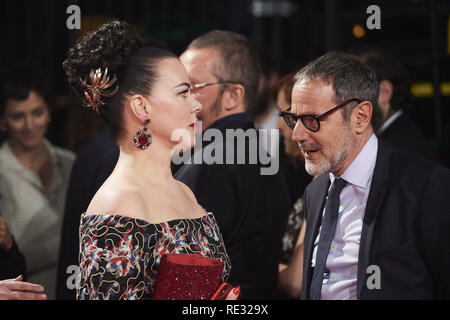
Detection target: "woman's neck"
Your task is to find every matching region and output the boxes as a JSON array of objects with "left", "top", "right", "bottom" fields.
[
  {"left": 116, "top": 137, "right": 175, "bottom": 184},
  {"left": 9, "top": 139, "right": 48, "bottom": 166}
]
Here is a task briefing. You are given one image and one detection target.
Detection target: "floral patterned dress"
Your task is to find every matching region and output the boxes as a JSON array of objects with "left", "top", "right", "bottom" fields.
[{"left": 77, "top": 212, "right": 231, "bottom": 300}]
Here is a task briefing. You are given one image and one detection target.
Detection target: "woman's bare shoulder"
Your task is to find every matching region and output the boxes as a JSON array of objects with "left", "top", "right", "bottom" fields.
[
  {"left": 175, "top": 180, "right": 208, "bottom": 217},
  {"left": 176, "top": 180, "right": 197, "bottom": 203},
  {"left": 86, "top": 183, "right": 147, "bottom": 219}
]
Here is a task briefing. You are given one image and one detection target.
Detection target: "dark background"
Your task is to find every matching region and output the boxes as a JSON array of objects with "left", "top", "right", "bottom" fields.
[{"left": 1, "top": 0, "right": 449, "bottom": 160}]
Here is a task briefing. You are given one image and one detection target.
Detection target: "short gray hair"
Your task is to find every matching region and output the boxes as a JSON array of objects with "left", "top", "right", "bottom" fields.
[
  {"left": 294, "top": 51, "right": 380, "bottom": 128},
  {"left": 188, "top": 30, "right": 261, "bottom": 109}
]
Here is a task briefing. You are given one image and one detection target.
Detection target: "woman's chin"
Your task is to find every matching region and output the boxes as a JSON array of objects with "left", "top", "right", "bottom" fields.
[{"left": 13, "top": 136, "right": 44, "bottom": 150}]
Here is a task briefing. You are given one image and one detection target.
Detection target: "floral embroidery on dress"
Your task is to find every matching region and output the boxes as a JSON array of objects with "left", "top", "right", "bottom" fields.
[{"left": 77, "top": 213, "right": 231, "bottom": 300}]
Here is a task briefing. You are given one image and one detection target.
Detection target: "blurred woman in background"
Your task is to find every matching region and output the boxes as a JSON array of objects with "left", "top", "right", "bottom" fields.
[{"left": 0, "top": 64, "right": 75, "bottom": 299}]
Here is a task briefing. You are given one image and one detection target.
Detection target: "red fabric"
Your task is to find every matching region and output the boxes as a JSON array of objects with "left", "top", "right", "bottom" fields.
[{"left": 152, "top": 254, "right": 224, "bottom": 300}]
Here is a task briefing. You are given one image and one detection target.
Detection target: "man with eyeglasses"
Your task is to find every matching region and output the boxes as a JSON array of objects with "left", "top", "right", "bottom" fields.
[
  {"left": 174, "top": 30, "right": 291, "bottom": 299},
  {"left": 285, "top": 51, "right": 450, "bottom": 299}
]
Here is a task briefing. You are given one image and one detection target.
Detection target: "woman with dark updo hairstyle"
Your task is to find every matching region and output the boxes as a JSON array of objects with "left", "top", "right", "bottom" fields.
[{"left": 63, "top": 20, "right": 235, "bottom": 300}]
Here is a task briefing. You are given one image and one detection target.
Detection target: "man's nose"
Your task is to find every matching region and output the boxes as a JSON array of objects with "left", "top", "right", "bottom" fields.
[{"left": 291, "top": 119, "right": 309, "bottom": 143}]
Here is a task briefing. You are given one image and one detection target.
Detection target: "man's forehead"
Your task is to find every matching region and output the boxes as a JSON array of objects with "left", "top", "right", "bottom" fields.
[
  {"left": 181, "top": 48, "right": 220, "bottom": 79},
  {"left": 181, "top": 48, "right": 218, "bottom": 67},
  {"left": 291, "top": 80, "right": 336, "bottom": 112}
]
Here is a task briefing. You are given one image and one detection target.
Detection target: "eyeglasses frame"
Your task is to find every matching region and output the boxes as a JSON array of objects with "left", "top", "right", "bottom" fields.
[
  {"left": 279, "top": 98, "right": 363, "bottom": 132},
  {"left": 190, "top": 81, "right": 244, "bottom": 92}
]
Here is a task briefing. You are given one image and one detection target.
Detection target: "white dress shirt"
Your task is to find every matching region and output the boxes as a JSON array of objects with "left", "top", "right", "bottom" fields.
[{"left": 311, "top": 133, "right": 378, "bottom": 300}]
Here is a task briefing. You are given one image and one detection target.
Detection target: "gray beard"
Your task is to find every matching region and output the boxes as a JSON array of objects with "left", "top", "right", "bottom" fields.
[{"left": 303, "top": 124, "right": 356, "bottom": 176}]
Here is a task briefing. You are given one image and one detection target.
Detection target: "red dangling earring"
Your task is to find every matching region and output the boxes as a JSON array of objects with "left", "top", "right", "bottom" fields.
[{"left": 133, "top": 118, "right": 152, "bottom": 149}]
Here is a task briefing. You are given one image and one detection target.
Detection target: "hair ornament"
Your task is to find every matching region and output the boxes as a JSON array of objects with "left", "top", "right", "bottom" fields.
[{"left": 80, "top": 67, "right": 119, "bottom": 112}]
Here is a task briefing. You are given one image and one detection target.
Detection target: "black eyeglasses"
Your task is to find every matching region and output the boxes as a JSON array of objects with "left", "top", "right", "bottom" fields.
[
  {"left": 279, "top": 98, "right": 363, "bottom": 132},
  {"left": 190, "top": 81, "right": 243, "bottom": 92}
]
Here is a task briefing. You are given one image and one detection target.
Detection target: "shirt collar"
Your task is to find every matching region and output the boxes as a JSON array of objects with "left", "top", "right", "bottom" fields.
[{"left": 330, "top": 133, "right": 378, "bottom": 189}]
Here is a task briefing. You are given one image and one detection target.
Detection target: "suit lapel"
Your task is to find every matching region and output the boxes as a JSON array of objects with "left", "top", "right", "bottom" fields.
[
  {"left": 356, "top": 140, "right": 391, "bottom": 299},
  {"left": 302, "top": 174, "right": 330, "bottom": 300}
]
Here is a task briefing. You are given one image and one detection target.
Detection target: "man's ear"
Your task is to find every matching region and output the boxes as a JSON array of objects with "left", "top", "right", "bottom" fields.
[
  {"left": 221, "top": 84, "right": 245, "bottom": 111},
  {"left": 353, "top": 101, "right": 373, "bottom": 134},
  {"left": 128, "top": 94, "right": 151, "bottom": 122}
]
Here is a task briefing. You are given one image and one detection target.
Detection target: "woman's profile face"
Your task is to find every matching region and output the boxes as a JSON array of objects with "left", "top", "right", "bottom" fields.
[
  {"left": 148, "top": 57, "right": 202, "bottom": 152},
  {"left": 2, "top": 90, "right": 50, "bottom": 150}
]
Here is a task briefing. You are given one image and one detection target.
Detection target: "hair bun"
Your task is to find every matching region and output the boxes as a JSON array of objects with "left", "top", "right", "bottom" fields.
[{"left": 63, "top": 20, "right": 142, "bottom": 109}]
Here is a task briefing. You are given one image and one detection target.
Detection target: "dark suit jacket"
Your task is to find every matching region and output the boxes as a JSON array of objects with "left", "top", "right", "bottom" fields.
[
  {"left": 301, "top": 140, "right": 450, "bottom": 299},
  {"left": 175, "top": 112, "right": 291, "bottom": 299},
  {"left": 379, "top": 112, "right": 438, "bottom": 162},
  {"left": 56, "top": 126, "right": 119, "bottom": 300},
  {"left": 0, "top": 241, "right": 26, "bottom": 281}
]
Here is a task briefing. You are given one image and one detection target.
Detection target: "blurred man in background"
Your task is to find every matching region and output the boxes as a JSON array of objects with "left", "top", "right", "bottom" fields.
[{"left": 176, "top": 30, "right": 291, "bottom": 299}]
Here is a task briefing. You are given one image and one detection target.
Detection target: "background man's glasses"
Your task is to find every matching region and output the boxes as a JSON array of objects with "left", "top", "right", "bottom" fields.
[
  {"left": 279, "top": 98, "right": 363, "bottom": 132},
  {"left": 191, "top": 81, "right": 243, "bottom": 92}
]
